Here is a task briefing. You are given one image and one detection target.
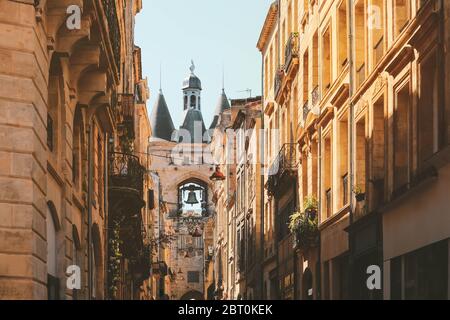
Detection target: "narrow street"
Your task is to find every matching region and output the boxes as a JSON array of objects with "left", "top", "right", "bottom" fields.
[{"left": 0, "top": 0, "right": 449, "bottom": 301}]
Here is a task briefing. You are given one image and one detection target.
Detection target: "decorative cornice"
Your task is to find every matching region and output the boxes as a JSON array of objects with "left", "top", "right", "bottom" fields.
[{"left": 257, "top": 2, "right": 278, "bottom": 52}]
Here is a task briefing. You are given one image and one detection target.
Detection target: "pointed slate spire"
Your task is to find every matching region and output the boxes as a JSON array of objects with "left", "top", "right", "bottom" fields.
[
  {"left": 150, "top": 90, "right": 175, "bottom": 141},
  {"left": 209, "top": 89, "right": 231, "bottom": 129}
]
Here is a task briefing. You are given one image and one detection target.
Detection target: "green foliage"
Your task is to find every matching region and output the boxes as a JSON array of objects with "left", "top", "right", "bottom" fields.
[
  {"left": 353, "top": 185, "right": 364, "bottom": 195},
  {"left": 288, "top": 210, "right": 319, "bottom": 250},
  {"left": 303, "top": 195, "right": 318, "bottom": 212},
  {"left": 108, "top": 220, "right": 123, "bottom": 298}
]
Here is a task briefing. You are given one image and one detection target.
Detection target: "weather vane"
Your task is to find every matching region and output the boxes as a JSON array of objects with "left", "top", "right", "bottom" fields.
[{"left": 190, "top": 59, "right": 195, "bottom": 74}]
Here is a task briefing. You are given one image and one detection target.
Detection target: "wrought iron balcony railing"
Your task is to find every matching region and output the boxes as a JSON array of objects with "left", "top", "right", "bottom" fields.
[
  {"left": 285, "top": 33, "right": 299, "bottom": 71},
  {"left": 108, "top": 152, "right": 144, "bottom": 195},
  {"left": 102, "top": 0, "right": 121, "bottom": 74},
  {"left": 311, "top": 85, "right": 320, "bottom": 106},
  {"left": 266, "top": 143, "right": 298, "bottom": 195},
  {"left": 303, "top": 100, "right": 310, "bottom": 122},
  {"left": 274, "top": 67, "right": 284, "bottom": 98}
]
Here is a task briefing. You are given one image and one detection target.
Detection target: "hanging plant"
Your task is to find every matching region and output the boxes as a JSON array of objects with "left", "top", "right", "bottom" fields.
[
  {"left": 288, "top": 210, "right": 319, "bottom": 250},
  {"left": 108, "top": 220, "right": 122, "bottom": 299},
  {"left": 353, "top": 185, "right": 366, "bottom": 202},
  {"left": 303, "top": 196, "right": 318, "bottom": 220}
]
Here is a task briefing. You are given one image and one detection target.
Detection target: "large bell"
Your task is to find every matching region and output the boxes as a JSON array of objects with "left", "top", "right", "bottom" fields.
[{"left": 185, "top": 190, "right": 199, "bottom": 205}]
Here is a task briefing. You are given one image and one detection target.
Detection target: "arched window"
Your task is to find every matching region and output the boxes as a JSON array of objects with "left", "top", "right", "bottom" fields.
[
  {"left": 178, "top": 179, "right": 207, "bottom": 217},
  {"left": 184, "top": 95, "right": 188, "bottom": 110},
  {"left": 198, "top": 96, "right": 201, "bottom": 110},
  {"left": 72, "top": 106, "right": 83, "bottom": 188},
  {"left": 47, "top": 55, "right": 63, "bottom": 156},
  {"left": 46, "top": 202, "right": 60, "bottom": 300},
  {"left": 190, "top": 95, "right": 196, "bottom": 109},
  {"left": 72, "top": 225, "right": 81, "bottom": 300}
]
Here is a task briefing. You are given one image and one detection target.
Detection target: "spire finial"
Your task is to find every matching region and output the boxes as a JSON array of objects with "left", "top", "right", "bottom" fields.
[
  {"left": 159, "top": 62, "right": 162, "bottom": 93},
  {"left": 222, "top": 63, "right": 225, "bottom": 92},
  {"left": 190, "top": 59, "right": 195, "bottom": 74}
]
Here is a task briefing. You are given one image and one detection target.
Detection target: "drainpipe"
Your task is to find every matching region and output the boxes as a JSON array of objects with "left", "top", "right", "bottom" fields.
[
  {"left": 260, "top": 52, "right": 265, "bottom": 300},
  {"left": 317, "top": 125, "right": 322, "bottom": 299},
  {"left": 347, "top": 0, "right": 356, "bottom": 299},
  {"left": 87, "top": 119, "right": 94, "bottom": 300},
  {"left": 104, "top": 132, "right": 109, "bottom": 299}
]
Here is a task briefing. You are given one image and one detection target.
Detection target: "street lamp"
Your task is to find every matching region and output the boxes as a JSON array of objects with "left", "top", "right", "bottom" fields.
[{"left": 209, "top": 165, "right": 226, "bottom": 182}]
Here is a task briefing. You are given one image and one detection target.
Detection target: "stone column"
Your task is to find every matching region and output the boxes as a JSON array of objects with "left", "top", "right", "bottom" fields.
[{"left": 0, "top": 0, "right": 49, "bottom": 299}]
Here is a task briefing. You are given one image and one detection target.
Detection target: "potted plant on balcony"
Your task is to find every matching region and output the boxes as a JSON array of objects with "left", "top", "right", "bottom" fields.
[
  {"left": 289, "top": 210, "right": 319, "bottom": 250},
  {"left": 353, "top": 185, "right": 366, "bottom": 202},
  {"left": 304, "top": 196, "right": 318, "bottom": 220}
]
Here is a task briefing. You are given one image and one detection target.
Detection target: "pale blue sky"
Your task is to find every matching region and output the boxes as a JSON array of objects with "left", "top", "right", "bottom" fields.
[{"left": 135, "top": 0, "right": 274, "bottom": 128}]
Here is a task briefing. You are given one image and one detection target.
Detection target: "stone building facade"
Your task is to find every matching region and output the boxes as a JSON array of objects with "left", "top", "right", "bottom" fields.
[
  {"left": 0, "top": 0, "right": 154, "bottom": 300},
  {"left": 148, "top": 64, "right": 222, "bottom": 300},
  {"left": 253, "top": 0, "right": 450, "bottom": 300}
]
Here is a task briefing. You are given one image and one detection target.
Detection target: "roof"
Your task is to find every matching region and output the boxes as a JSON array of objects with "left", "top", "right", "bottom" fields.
[
  {"left": 256, "top": 2, "right": 278, "bottom": 52},
  {"left": 179, "top": 109, "right": 209, "bottom": 143},
  {"left": 182, "top": 73, "right": 202, "bottom": 90},
  {"left": 209, "top": 89, "right": 231, "bottom": 129},
  {"left": 150, "top": 91, "right": 175, "bottom": 141}
]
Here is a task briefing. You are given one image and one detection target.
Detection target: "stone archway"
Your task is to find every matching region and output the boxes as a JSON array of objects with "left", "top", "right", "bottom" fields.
[{"left": 180, "top": 290, "right": 204, "bottom": 300}]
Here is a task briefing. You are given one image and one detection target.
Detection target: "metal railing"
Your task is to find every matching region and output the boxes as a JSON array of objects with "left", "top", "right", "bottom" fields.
[
  {"left": 274, "top": 67, "right": 284, "bottom": 98},
  {"left": 101, "top": 0, "right": 121, "bottom": 74},
  {"left": 266, "top": 143, "right": 298, "bottom": 195},
  {"left": 285, "top": 33, "right": 300, "bottom": 71},
  {"left": 311, "top": 85, "right": 320, "bottom": 106},
  {"left": 303, "top": 100, "right": 310, "bottom": 122},
  {"left": 108, "top": 152, "right": 144, "bottom": 195}
]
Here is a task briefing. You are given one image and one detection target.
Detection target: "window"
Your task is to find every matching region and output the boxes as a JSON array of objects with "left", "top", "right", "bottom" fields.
[
  {"left": 302, "top": 51, "right": 309, "bottom": 117},
  {"left": 391, "top": 240, "right": 449, "bottom": 300},
  {"left": 187, "top": 271, "right": 200, "bottom": 283},
  {"left": 301, "top": 150, "right": 308, "bottom": 205},
  {"left": 355, "top": 0, "right": 367, "bottom": 87},
  {"left": 371, "top": 0, "right": 385, "bottom": 67},
  {"left": 184, "top": 95, "right": 188, "bottom": 110},
  {"left": 97, "top": 134, "right": 103, "bottom": 212},
  {"left": 355, "top": 116, "right": 367, "bottom": 218},
  {"left": 190, "top": 95, "right": 196, "bottom": 109},
  {"left": 394, "top": 84, "right": 410, "bottom": 193},
  {"left": 418, "top": 53, "right": 438, "bottom": 166},
  {"left": 338, "top": 1, "right": 348, "bottom": 71},
  {"left": 322, "top": 134, "right": 332, "bottom": 219},
  {"left": 322, "top": 25, "right": 332, "bottom": 94},
  {"left": 394, "top": 0, "right": 410, "bottom": 38},
  {"left": 372, "top": 95, "right": 386, "bottom": 209},
  {"left": 312, "top": 33, "right": 319, "bottom": 104},
  {"left": 338, "top": 118, "right": 349, "bottom": 208},
  {"left": 47, "top": 114, "right": 54, "bottom": 152}
]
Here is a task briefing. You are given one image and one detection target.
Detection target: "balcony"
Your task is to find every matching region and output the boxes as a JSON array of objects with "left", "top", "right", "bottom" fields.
[
  {"left": 109, "top": 152, "right": 145, "bottom": 211},
  {"left": 274, "top": 67, "right": 284, "bottom": 100},
  {"left": 285, "top": 33, "right": 300, "bottom": 73},
  {"left": 302, "top": 100, "right": 310, "bottom": 122},
  {"left": 311, "top": 85, "right": 320, "bottom": 106},
  {"left": 101, "top": 0, "right": 121, "bottom": 75},
  {"left": 266, "top": 143, "right": 298, "bottom": 196},
  {"left": 118, "top": 94, "right": 136, "bottom": 139}
]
